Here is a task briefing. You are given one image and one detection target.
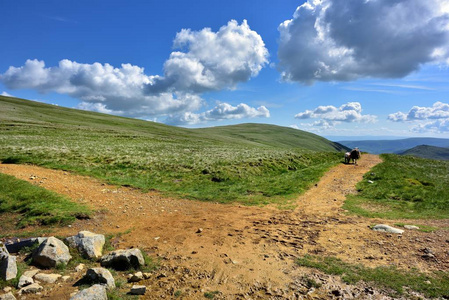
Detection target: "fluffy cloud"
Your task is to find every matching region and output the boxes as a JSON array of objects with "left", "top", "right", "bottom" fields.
[
  {"left": 148, "top": 20, "right": 268, "bottom": 94},
  {"left": 295, "top": 102, "right": 377, "bottom": 124},
  {"left": 388, "top": 101, "right": 449, "bottom": 122},
  {"left": 0, "top": 20, "right": 269, "bottom": 123},
  {"left": 0, "top": 59, "right": 202, "bottom": 117},
  {"left": 1, "top": 91, "right": 13, "bottom": 97},
  {"left": 388, "top": 101, "right": 449, "bottom": 132},
  {"left": 411, "top": 119, "right": 449, "bottom": 133},
  {"left": 165, "top": 102, "right": 269, "bottom": 125},
  {"left": 278, "top": 0, "right": 449, "bottom": 84}
]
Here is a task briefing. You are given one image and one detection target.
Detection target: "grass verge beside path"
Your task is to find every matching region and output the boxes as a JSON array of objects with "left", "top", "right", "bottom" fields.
[
  {"left": 297, "top": 255, "right": 449, "bottom": 298},
  {"left": 0, "top": 173, "right": 91, "bottom": 228},
  {"left": 344, "top": 154, "right": 449, "bottom": 219}
]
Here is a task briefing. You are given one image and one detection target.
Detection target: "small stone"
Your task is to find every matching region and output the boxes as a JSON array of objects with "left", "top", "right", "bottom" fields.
[
  {"left": 143, "top": 272, "right": 152, "bottom": 279},
  {"left": 196, "top": 228, "right": 203, "bottom": 233},
  {"left": 75, "top": 263, "right": 85, "bottom": 272},
  {"left": 0, "top": 292, "right": 16, "bottom": 300},
  {"left": 66, "top": 231, "right": 105, "bottom": 259},
  {"left": 128, "top": 271, "right": 143, "bottom": 283},
  {"left": 62, "top": 275, "right": 70, "bottom": 281},
  {"left": 0, "top": 254, "right": 17, "bottom": 281},
  {"left": 70, "top": 284, "right": 107, "bottom": 300},
  {"left": 19, "top": 282, "right": 43, "bottom": 294},
  {"left": 32, "top": 237, "right": 72, "bottom": 268},
  {"left": 34, "top": 273, "right": 62, "bottom": 284},
  {"left": 85, "top": 268, "right": 115, "bottom": 289},
  {"left": 22, "top": 269, "right": 39, "bottom": 278},
  {"left": 3, "top": 287, "right": 12, "bottom": 293},
  {"left": 404, "top": 225, "right": 419, "bottom": 230},
  {"left": 18, "top": 275, "right": 34, "bottom": 288},
  {"left": 372, "top": 224, "right": 404, "bottom": 234},
  {"left": 130, "top": 285, "right": 146, "bottom": 295},
  {"left": 100, "top": 249, "right": 144, "bottom": 270}
]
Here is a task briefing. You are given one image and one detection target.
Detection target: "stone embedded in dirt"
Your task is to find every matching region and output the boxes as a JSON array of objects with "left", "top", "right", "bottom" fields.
[
  {"left": 32, "top": 236, "right": 72, "bottom": 268},
  {"left": 19, "top": 282, "right": 43, "bottom": 294},
  {"left": 128, "top": 271, "right": 143, "bottom": 282},
  {"left": 2, "top": 287, "right": 12, "bottom": 293},
  {"left": 66, "top": 231, "right": 105, "bottom": 259},
  {"left": 0, "top": 243, "right": 17, "bottom": 281},
  {"left": 17, "top": 275, "right": 34, "bottom": 288},
  {"left": 196, "top": 228, "right": 203, "bottom": 233},
  {"left": 143, "top": 272, "right": 152, "bottom": 279},
  {"left": 404, "top": 225, "right": 419, "bottom": 230},
  {"left": 69, "top": 284, "right": 107, "bottom": 300},
  {"left": 0, "top": 292, "right": 16, "bottom": 300},
  {"left": 23, "top": 269, "right": 39, "bottom": 278},
  {"left": 34, "top": 273, "right": 62, "bottom": 284},
  {"left": 75, "top": 263, "right": 85, "bottom": 272},
  {"left": 130, "top": 285, "right": 146, "bottom": 295},
  {"left": 372, "top": 224, "right": 404, "bottom": 234},
  {"left": 100, "top": 249, "right": 144, "bottom": 270},
  {"left": 85, "top": 268, "right": 115, "bottom": 289}
]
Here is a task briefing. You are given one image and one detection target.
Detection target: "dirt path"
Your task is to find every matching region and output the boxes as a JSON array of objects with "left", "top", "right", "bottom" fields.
[{"left": 1, "top": 154, "right": 448, "bottom": 299}]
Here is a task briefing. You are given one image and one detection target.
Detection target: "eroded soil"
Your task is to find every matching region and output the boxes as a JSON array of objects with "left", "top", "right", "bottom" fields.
[{"left": 1, "top": 154, "right": 448, "bottom": 299}]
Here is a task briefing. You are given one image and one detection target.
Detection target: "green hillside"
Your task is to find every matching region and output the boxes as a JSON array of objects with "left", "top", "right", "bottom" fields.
[
  {"left": 0, "top": 96, "right": 345, "bottom": 204},
  {"left": 399, "top": 145, "right": 449, "bottom": 161}
]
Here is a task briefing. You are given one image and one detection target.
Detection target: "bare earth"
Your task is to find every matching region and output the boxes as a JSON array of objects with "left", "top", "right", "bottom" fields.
[{"left": 1, "top": 154, "right": 448, "bottom": 299}]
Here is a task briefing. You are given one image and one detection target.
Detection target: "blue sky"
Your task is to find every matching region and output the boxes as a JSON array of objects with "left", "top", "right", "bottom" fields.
[{"left": 1, "top": 0, "right": 449, "bottom": 139}]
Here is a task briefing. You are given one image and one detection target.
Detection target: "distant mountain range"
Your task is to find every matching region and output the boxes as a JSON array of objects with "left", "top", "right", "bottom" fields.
[
  {"left": 338, "top": 138, "right": 449, "bottom": 154},
  {"left": 399, "top": 145, "right": 449, "bottom": 161}
]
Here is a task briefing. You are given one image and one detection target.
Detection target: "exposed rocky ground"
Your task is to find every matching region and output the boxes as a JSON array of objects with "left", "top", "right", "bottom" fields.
[{"left": 1, "top": 154, "right": 448, "bottom": 299}]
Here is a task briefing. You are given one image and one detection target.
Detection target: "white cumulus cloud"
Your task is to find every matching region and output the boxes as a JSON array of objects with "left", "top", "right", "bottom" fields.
[
  {"left": 148, "top": 19, "right": 269, "bottom": 94},
  {"left": 0, "top": 20, "right": 269, "bottom": 124},
  {"left": 165, "top": 103, "right": 270, "bottom": 125},
  {"left": 388, "top": 101, "right": 449, "bottom": 121},
  {"left": 278, "top": 0, "right": 449, "bottom": 84},
  {"left": 411, "top": 119, "right": 449, "bottom": 133},
  {"left": 295, "top": 102, "right": 377, "bottom": 124}
]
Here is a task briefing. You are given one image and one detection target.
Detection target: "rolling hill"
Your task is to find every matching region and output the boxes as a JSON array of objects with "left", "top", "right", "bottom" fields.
[
  {"left": 339, "top": 138, "right": 449, "bottom": 154},
  {"left": 399, "top": 145, "right": 449, "bottom": 161},
  {"left": 0, "top": 96, "right": 346, "bottom": 203}
]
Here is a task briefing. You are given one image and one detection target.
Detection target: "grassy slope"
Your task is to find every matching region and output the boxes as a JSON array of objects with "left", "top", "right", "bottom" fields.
[
  {"left": 344, "top": 154, "right": 449, "bottom": 219},
  {"left": 400, "top": 145, "right": 449, "bottom": 161},
  {"left": 0, "top": 96, "right": 345, "bottom": 204}
]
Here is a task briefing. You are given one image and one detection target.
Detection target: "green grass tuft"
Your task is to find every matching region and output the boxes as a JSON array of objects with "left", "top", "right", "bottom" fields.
[
  {"left": 297, "top": 255, "right": 449, "bottom": 298},
  {"left": 0, "top": 173, "right": 91, "bottom": 228},
  {"left": 344, "top": 154, "right": 449, "bottom": 219}
]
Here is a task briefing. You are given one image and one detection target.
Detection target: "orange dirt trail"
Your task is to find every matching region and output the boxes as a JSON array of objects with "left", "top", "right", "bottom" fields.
[{"left": 1, "top": 154, "right": 448, "bottom": 299}]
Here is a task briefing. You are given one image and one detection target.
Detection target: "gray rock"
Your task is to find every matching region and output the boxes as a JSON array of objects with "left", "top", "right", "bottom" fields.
[
  {"left": 85, "top": 268, "right": 115, "bottom": 289},
  {"left": 0, "top": 243, "right": 9, "bottom": 260},
  {"left": 0, "top": 254, "right": 17, "bottom": 281},
  {"left": 32, "top": 237, "right": 72, "bottom": 268},
  {"left": 34, "top": 273, "right": 62, "bottom": 284},
  {"left": 66, "top": 231, "right": 105, "bottom": 259},
  {"left": 404, "top": 225, "right": 420, "bottom": 230},
  {"left": 22, "top": 269, "right": 39, "bottom": 278},
  {"left": 100, "top": 249, "right": 144, "bottom": 270},
  {"left": 0, "top": 292, "right": 16, "bottom": 300},
  {"left": 128, "top": 271, "right": 143, "bottom": 282},
  {"left": 130, "top": 285, "right": 146, "bottom": 295},
  {"left": 372, "top": 224, "right": 404, "bottom": 234},
  {"left": 17, "top": 275, "right": 34, "bottom": 288},
  {"left": 19, "top": 282, "right": 43, "bottom": 294},
  {"left": 70, "top": 284, "right": 107, "bottom": 300}
]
